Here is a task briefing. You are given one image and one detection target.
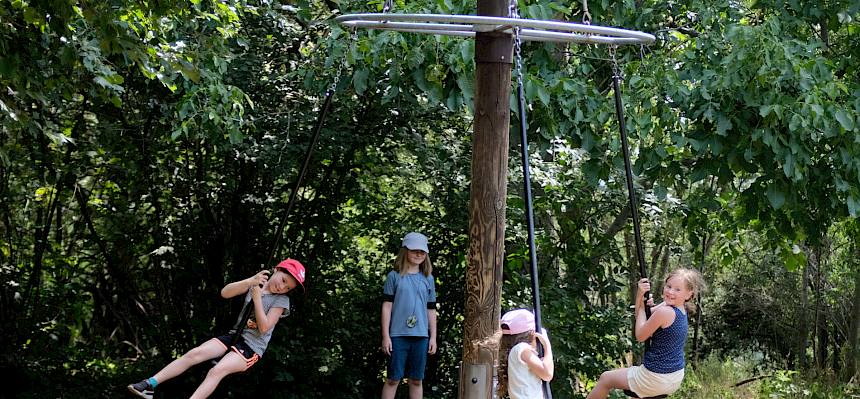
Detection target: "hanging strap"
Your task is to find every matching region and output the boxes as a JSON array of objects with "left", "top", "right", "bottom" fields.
[
  {"left": 227, "top": 90, "right": 333, "bottom": 347},
  {"left": 266, "top": 89, "right": 335, "bottom": 266},
  {"left": 269, "top": 28, "right": 353, "bottom": 267},
  {"left": 511, "top": 3, "right": 552, "bottom": 399},
  {"left": 609, "top": 46, "right": 652, "bottom": 319},
  {"left": 227, "top": 35, "right": 354, "bottom": 347}
]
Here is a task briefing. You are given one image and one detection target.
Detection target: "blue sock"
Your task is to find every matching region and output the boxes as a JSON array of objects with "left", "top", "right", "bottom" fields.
[{"left": 147, "top": 377, "right": 158, "bottom": 388}]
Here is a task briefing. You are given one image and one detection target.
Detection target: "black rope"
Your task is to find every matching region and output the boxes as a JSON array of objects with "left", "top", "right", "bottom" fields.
[
  {"left": 511, "top": 5, "right": 552, "bottom": 396},
  {"left": 267, "top": 88, "right": 334, "bottom": 266},
  {"left": 225, "top": 87, "right": 335, "bottom": 347},
  {"left": 614, "top": 75, "right": 663, "bottom": 397},
  {"left": 515, "top": 70, "right": 546, "bottom": 337},
  {"left": 610, "top": 50, "right": 652, "bottom": 319},
  {"left": 516, "top": 66, "right": 553, "bottom": 399}
]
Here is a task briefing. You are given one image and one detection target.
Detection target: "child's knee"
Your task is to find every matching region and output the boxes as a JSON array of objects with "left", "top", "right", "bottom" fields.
[
  {"left": 408, "top": 379, "right": 422, "bottom": 387},
  {"left": 597, "top": 369, "right": 625, "bottom": 388},
  {"left": 598, "top": 370, "right": 614, "bottom": 383},
  {"left": 385, "top": 379, "right": 400, "bottom": 387},
  {"left": 184, "top": 347, "right": 207, "bottom": 361}
]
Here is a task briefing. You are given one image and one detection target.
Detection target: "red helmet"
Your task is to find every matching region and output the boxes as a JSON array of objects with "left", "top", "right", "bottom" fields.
[{"left": 275, "top": 258, "right": 306, "bottom": 294}]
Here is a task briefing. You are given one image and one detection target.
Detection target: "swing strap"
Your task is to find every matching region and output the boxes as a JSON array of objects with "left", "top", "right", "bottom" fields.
[
  {"left": 511, "top": 3, "right": 552, "bottom": 399},
  {"left": 610, "top": 46, "right": 652, "bottom": 319},
  {"left": 228, "top": 298, "right": 256, "bottom": 347},
  {"left": 266, "top": 87, "right": 335, "bottom": 265},
  {"left": 267, "top": 26, "right": 354, "bottom": 267},
  {"left": 227, "top": 83, "right": 340, "bottom": 347},
  {"left": 227, "top": 92, "right": 330, "bottom": 346}
]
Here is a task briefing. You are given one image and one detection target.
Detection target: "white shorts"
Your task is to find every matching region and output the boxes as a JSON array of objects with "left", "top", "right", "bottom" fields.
[{"left": 627, "top": 365, "right": 684, "bottom": 397}]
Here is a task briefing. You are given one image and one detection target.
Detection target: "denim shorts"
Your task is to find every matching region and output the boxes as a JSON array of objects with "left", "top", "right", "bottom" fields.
[{"left": 387, "top": 336, "right": 429, "bottom": 381}]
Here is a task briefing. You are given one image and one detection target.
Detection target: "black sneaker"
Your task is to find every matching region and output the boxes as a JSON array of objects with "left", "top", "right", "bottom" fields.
[{"left": 127, "top": 380, "right": 154, "bottom": 399}]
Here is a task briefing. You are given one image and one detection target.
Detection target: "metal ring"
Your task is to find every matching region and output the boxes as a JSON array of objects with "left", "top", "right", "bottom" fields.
[{"left": 336, "top": 13, "right": 654, "bottom": 45}]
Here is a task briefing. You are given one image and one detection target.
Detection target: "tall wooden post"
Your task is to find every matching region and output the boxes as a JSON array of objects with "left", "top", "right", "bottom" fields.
[{"left": 459, "top": 0, "right": 512, "bottom": 397}]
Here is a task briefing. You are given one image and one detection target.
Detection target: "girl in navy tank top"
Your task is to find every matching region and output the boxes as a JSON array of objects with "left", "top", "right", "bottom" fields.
[{"left": 587, "top": 268, "right": 705, "bottom": 399}]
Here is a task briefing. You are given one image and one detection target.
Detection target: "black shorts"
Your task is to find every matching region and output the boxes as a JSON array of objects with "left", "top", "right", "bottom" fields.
[{"left": 214, "top": 333, "right": 259, "bottom": 366}]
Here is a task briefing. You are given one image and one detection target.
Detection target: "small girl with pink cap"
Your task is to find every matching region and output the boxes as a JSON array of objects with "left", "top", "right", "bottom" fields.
[{"left": 498, "top": 309, "right": 554, "bottom": 399}]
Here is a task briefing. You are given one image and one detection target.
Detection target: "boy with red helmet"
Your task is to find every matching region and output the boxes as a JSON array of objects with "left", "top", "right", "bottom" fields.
[{"left": 128, "top": 258, "right": 306, "bottom": 399}]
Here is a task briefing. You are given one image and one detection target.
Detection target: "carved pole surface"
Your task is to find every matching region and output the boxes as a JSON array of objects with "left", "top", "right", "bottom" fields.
[{"left": 459, "top": 0, "right": 512, "bottom": 397}]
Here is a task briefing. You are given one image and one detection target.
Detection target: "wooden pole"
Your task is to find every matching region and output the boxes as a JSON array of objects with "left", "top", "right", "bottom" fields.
[{"left": 459, "top": 0, "right": 512, "bottom": 397}]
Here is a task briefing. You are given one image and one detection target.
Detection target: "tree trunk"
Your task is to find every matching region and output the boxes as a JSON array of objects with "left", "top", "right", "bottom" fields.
[
  {"left": 798, "top": 250, "right": 811, "bottom": 369},
  {"left": 624, "top": 230, "right": 636, "bottom": 308},
  {"left": 459, "top": 0, "right": 512, "bottom": 396},
  {"left": 589, "top": 205, "right": 629, "bottom": 268},
  {"left": 844, "top": 235, "right": 860, "bottom": 381},
  {"left": 658, "top": 245, "right": 670, "bottom": 282},
  {"left": 814, "top": 244, "right": 829, "bottom": 370},
  {"left": 648, "top": 241, "right": 663, "bottom": 278}
]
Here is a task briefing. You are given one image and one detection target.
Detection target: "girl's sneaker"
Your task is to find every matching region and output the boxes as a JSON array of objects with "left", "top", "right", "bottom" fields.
[{"left": 127, "top": 380, "right": 154, "bottom": 399}]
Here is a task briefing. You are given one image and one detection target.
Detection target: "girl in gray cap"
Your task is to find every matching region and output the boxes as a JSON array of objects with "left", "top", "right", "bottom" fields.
[{"left": 381, "top": 232, "right": 437, "bottom": 399}]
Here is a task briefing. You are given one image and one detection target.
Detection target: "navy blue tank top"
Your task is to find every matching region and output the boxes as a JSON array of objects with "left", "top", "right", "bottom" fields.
[{"left": 643, "top": 306, "right": 688, "bottom": 373}]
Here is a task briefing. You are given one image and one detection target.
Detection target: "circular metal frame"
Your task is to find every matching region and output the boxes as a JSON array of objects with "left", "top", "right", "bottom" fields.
[{"left": 336, "top": 13, "right": 654, "bottom": 45}]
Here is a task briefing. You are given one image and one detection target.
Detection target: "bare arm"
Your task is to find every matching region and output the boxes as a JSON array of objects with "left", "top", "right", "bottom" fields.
[
  {"left": 634, "top": 279, "right": 674, "bottom": 342},
  {"left": 427, "top": 308, "right": 437, "bottom": 354},
  {"left": 522, "top": 333, "right": 554, "bottom": 381},
  {"left": 221, "top": 278, "right": 253, "bottom": 299},
  {"left": 381, "top": 301, "right": 393, "bottom": 355},
  {"left": 221, "top": 270, "right": 270, "bottom": 298},
  {"left": 250, "top": 285, "right": 284, "bottom": 334}
]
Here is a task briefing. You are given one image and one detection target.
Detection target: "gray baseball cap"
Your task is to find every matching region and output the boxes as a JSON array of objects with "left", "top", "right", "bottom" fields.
[{"left": 401, "top": 232, "right": 429, "bottom": 253}]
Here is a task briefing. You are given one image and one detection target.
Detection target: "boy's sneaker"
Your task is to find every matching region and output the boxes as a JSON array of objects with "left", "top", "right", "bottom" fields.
[{"left": 127, "top": 380, "right": 154, "bottom": 399}]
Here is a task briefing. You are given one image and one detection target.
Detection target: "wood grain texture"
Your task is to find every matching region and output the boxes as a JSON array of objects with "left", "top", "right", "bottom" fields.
[{"left": 459, "top": 32, "right": 512, "bottom": 397}]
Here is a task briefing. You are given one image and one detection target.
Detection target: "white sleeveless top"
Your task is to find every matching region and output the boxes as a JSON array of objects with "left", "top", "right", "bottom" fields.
[{"left": 507, "top": 342, "right": 543, "bottom": 399}]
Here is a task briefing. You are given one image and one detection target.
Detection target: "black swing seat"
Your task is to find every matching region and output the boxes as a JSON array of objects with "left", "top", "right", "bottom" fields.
[{"left": 624, "top": 390, "right": 667, "bottom": 399}]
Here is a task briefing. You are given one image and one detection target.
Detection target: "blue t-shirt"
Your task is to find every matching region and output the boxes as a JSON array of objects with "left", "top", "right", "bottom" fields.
[
  {"left": 383, "top": 270, "right": 436, "bottom": 337},
  {"left": 643, "top": 306, "right": 688, "bottom": 373}
]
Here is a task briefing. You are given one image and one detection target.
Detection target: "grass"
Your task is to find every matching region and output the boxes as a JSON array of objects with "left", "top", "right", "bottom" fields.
[{"left": 672, "top": 353, "right": 860, "bottom": 399}]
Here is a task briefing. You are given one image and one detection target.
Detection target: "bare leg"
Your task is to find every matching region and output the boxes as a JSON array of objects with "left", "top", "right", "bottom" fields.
[
  {"left": 190, "top": 350, "right": 248, "bottom": 399},
  {"left": 152, "top": 339, "right": 228, "bottom": 384},
  {"left": 587, "top": 367, "right": 630, "bottom": 399},
  {"left": 381, "top": 379, "right": 399, "bottom": 399},
  {"left": 408, "top": 379, "right": 423, "bottom": 399}
]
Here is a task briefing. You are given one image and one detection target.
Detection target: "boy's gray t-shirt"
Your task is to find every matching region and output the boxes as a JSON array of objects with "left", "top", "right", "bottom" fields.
[
  {"left": 239, "top": 291, "right": 290, "bottom": 356},
  {"left": 383, "top": 271, "right": 437, "bottom": 337}
]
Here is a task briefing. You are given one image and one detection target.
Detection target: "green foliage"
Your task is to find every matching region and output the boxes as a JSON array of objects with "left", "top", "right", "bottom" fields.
[
  {"left": 674, "top": 353, "right": 860, "bottom": 399},
  {"left": 758, "top": 370, "right": 860, "bottom": 398},
  {"left": 675, "top": 354, "right": 760, "bottom": 398},
  {"left": 3, "top": 0, "right": 860, "bottom": 397}
]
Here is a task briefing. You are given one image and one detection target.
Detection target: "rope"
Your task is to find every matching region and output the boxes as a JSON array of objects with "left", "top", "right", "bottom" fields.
[
  {"left": 609, "top": 45, "right": 652, "bottom": 319},
  {"left": 267, "top": 28, "right": 355, "bottom": 268},
  {"left": 511, "top": 2, "right": 552, "bottom": 398},
  {"left": 227, "top": 31, "right": 355, "bottom": 348}
]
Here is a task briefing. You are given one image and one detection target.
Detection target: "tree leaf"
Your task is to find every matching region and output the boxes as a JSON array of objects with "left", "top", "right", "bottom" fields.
[
  {"left": 353, "top": 68, "right": 368, "bottom": 94},
  {"left": 834, "top": 109, "right": 855, "bottom": 131},
  {"left": 717, "top": 114, "right": 732, "bottom": 136},
  {"left": 766, "top": 185, "right": 786, "bottom": 209}
]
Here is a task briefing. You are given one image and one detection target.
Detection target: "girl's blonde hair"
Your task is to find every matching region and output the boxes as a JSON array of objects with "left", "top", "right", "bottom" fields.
[
  {"left": 665, "top": 268, "right": 707, "bottom": 314},
  {"left": 393, "top": 247, "right": 433, "bottom": 276},
  {"left": 496, "top": 330, "right": 534, "bottom": 399}
]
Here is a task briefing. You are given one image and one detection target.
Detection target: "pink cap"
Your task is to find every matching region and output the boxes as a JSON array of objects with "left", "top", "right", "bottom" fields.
[
  {"left": 500, "top": 309, "right": 535, "bottom": 335},
  {"left": 275, "top": 258, "right": 306, "bottom": 294}
]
